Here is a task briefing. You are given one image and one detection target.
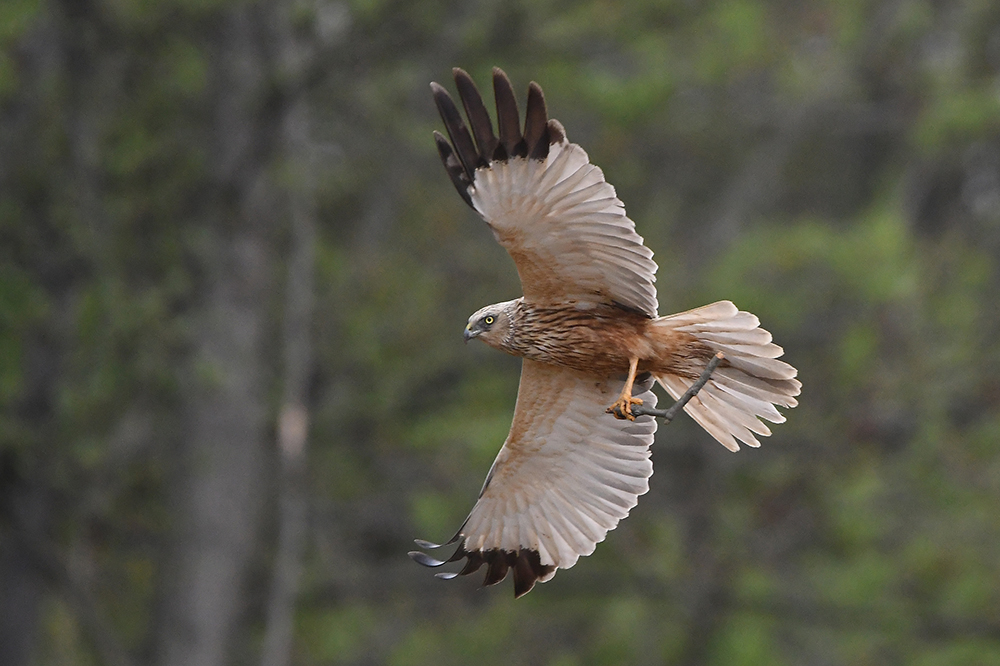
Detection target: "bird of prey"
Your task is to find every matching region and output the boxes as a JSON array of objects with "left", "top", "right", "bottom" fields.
[{"left": 410, "top": 68, "right": 801, "bottom": 597}]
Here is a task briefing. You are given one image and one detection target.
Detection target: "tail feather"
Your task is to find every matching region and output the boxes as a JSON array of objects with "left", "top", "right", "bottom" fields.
[
  {"left": 713, "top": 367, "right": 798, "bottom": 409},
  {"left": 697, "top": 327, "right": 774, "bottom": 345},
  {"left": 653, "top": 300, "right": 801, "bottom": 452},
  {"left": 711, "top": 341, "right": 784, "bottom": 359},
  {"left": 713, "top": 381, "right": 784, "bottom": 423},
  {"left": 722, "top": 353, "right": 797, "bottom": 380},
  {"left": 658, "top": 375, "right": 751, "bottom": 451}
]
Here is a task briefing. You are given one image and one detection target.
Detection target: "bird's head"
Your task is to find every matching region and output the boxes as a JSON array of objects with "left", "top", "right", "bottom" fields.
[{"left": 464, "top": 300, "right": 518, "bottom": 349}]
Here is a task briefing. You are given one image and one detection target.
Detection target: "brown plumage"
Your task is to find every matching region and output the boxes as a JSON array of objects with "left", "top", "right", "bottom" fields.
[{"left": 411, "top": 68, "right": 801, "bottom": 597}]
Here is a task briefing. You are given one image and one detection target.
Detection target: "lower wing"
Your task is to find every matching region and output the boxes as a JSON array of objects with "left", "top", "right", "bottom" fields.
[{"left": 411, "top": 359, "right": 659, "bottom": 597}]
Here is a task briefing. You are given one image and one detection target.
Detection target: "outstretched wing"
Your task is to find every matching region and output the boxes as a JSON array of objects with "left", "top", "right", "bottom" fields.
[
  {"left": 410, "top": 359, "right": 659, "bottom": 597},
  {"left": 432, "top": 68, "right": 659, "bottom": 318}
]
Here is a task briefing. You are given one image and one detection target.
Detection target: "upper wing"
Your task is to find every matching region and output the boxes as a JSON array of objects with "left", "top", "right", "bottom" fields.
[
  {"left": 410, "top": 359, "right": 659, "bottom": 597},
  {"left": 432, "top": 68, "right": 659, "bottom": 317}
]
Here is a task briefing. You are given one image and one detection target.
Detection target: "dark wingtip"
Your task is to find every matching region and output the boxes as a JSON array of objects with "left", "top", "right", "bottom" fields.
[
  {"left": 433, "top": 131, "right": 474, "bottom": 208},
  {"left": 513, "top": 549, "right": 542, "bottom": 598},
  {"left": 409, "top": 551, "right": 451, "bottom": 567},
  {"left": 492, "top": 68, "right": 524, "bottom": 159},
  {"left": 410, "top": 538, "right": 552, "bottom": 598},
  {"left": 429, "top": 82, "right": 452, "bottom": 112},
  {"left": 432, "top": 69, "right": 564, "bottom": 211},
  {"left": 547, "top": 119, "right": 566, "bottom": 145},
  {"left": 453, "top": 67, "right": 498, "bottom": 163},
  {"left": 413, "top": 538, "right": 444, "bottom": 549},
  {"left": 482, "top": 552, "right": 512, "bottom": 587},
  {"left": 523, "top": 81, "right": 549, "bottom": 159},
  {"left": 435, "top": 68, "right": 556, "bottom": 182},
  {"left": 432, "top": 79, "right": 480, "bottom": 179}
]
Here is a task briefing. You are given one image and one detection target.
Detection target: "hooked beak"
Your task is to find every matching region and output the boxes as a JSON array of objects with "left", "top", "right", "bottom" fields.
[{"left": 463, "top": 325, "right": 476, "bottom": 343}]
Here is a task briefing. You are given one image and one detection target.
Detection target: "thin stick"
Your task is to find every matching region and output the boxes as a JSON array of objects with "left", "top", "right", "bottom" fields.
[{"left": 631, "top": 352, "right": 724, "bottom": 422}]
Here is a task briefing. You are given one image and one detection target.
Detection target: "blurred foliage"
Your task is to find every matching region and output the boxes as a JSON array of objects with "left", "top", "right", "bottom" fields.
[{"left": 2, "top": 0, "right": 1000, "bottom": 664}]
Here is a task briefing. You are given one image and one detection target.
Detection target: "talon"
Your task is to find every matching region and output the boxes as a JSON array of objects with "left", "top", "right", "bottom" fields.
[
  {"left": 607, "top": 395, "right": 643, "bottom": 420},
  {"left": 606, "top": 357, "right": 644, "bottom": 420}
]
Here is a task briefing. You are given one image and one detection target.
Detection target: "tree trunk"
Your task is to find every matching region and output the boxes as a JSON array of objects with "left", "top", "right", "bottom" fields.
[
  {"left": 260, "top": 7, "right": 319, "bottom": 664},
  {"left": 154, "top": 6, "right": 281, "bottom": 666}
]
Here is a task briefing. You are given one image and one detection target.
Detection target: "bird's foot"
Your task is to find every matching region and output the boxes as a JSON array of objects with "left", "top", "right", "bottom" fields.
[{"left": 607, "top": 395, "right": 643, "bottom": 421}]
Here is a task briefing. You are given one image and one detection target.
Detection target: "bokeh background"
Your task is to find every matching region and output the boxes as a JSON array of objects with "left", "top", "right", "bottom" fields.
[{"left": 3, "top": 0, "right": 1000, "bottom": 664}]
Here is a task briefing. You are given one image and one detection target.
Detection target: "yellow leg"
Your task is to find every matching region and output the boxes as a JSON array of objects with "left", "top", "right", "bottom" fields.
[{"left": 606, "top": 357, "right": 643, "bottom": 420}]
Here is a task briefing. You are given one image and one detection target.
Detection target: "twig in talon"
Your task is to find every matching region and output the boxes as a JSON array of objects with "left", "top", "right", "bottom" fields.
[{"left": 630, "top": 352, "right": 725, "bottom": 422}]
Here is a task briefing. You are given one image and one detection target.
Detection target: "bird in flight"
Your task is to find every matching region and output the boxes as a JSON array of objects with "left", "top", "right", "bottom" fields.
[{"left": 410, "top": 68, "right": 800, "bottom": 597}]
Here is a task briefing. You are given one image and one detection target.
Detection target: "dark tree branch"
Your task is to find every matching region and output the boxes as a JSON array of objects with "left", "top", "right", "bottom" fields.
[{"left": 631, "top": 352, "right": 724, "bottom": 422}]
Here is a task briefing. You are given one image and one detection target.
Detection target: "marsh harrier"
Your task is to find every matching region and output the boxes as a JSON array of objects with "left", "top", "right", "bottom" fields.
[{"left": 410, "top": 68, "right": 801, "bottom": 597}]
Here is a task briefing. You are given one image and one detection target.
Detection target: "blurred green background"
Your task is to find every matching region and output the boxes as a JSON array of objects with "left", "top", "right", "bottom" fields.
[{"left": 2, "top": 0, "right": 1000, "bottom": 664}]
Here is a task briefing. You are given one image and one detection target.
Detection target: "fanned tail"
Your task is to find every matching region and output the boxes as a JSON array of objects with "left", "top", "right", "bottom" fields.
[{"left": 652, "top": 301, "right": 800, "bottom": 451}]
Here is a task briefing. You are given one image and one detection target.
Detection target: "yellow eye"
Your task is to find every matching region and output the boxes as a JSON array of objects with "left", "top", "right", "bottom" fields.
[{"left": 484, "top": 316, "right": 495, "bottom": 325}]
